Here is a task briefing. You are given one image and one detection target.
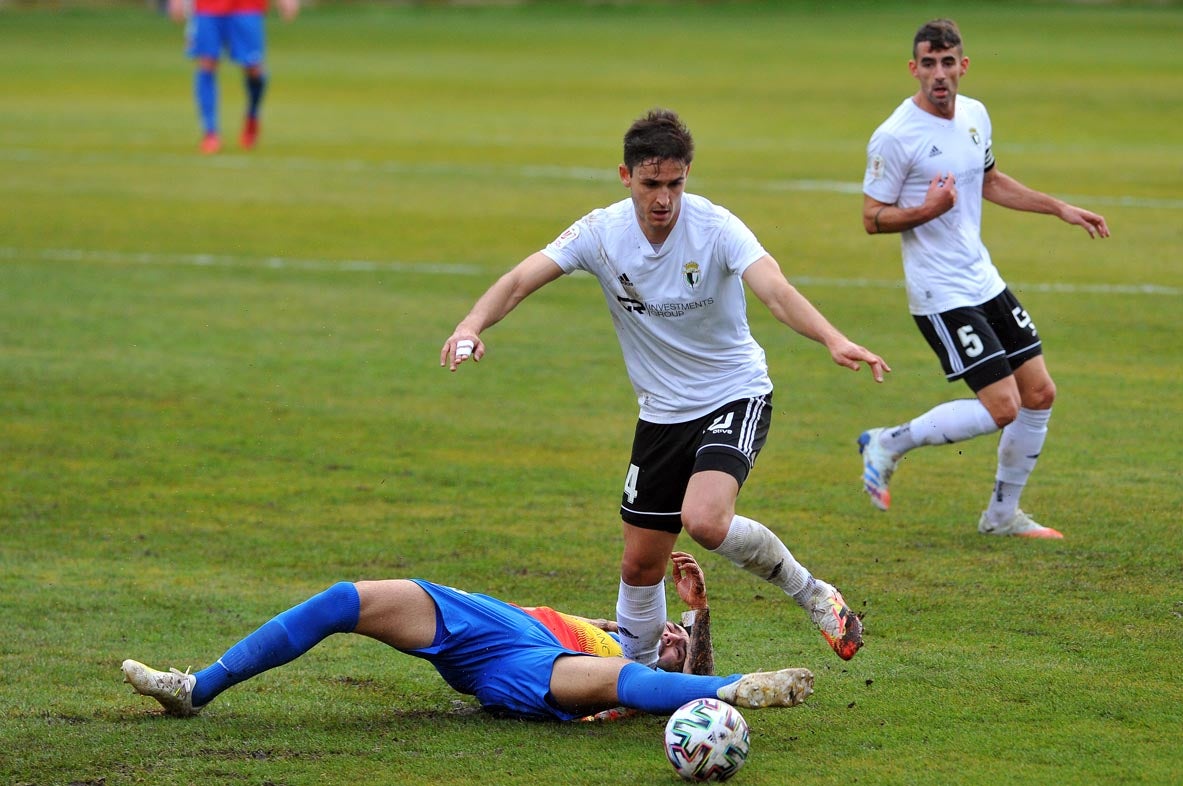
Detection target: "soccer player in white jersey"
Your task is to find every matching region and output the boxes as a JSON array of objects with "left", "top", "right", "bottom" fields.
[
  {"left": 442, "top": 108, "right": 890, "bottom": 666},
  {"left": 858, "top": 19, "right": 1109, "bottom": 537}
]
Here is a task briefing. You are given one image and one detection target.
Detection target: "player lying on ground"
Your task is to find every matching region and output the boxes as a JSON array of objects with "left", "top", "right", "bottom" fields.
[{"left": 123, "top": 553, "right": 813, "bottom": 721}]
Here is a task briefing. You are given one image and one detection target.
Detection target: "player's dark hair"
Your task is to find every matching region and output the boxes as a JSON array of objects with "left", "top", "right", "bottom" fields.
[
  {"left": 623, "top": 108, "right": 694, "bottom": 173},
  {"left": 913, "top": 18, "right": 962, "bottom": 58}
]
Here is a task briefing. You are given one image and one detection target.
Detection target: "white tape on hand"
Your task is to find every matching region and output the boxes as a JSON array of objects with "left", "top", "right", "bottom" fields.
[{"left": 455, "top": 339, "right": 475, "bottom": 359}]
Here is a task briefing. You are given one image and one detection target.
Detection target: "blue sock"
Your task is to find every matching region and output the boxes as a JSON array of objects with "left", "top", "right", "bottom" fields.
[
  {"left": 615, "top": 662, "right": 742, "bottom": 714},
  {"left": 245, "top": 71, "right": 266, "bottom": 119},
  {"left": 191, "top": 582, "right": 360, "bottom": 707},
  {"left": 195, "top": 69, "right": 218, "bottom": 134}
]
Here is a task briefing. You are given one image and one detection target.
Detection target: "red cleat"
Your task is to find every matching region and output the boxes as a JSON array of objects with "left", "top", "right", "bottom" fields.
[
  {"left": 200, "top": 133, "right": 221, "bottom": 155},
  {"left": 240, "top": 116, "right": 259, "bottom": 150}
]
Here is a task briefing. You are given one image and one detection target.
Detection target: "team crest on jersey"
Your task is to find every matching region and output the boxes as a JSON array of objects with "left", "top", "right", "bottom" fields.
[
  {"left": 868, "top": 153, "right": 886, "bottom": 180},
  {"left": 969, "top": 127, "right": 981, "bottom": 146},
  {"left": 683, "top": 261, "right": 701, "bottom": 289},
  {"left": 552, "top": 224, "right": 580, "bottom": 251}
]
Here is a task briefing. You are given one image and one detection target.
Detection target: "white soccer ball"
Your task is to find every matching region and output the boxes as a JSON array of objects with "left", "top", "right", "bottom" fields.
[{"left": 663, "top": 698, "right": 751, "bottom": 782}]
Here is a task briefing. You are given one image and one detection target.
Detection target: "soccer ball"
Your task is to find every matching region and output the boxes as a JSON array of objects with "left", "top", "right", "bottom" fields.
[{"left": 663, "top": 698, "right": 751, "bottom": 782}]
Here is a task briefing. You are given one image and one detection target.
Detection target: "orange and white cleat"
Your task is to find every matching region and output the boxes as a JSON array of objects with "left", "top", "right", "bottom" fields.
[
  {"left": 978, "top": 509, "right": 1063, "bottom": 539},
  {"left": 807, "top": 581, "right": 863, "bottom": 660}
]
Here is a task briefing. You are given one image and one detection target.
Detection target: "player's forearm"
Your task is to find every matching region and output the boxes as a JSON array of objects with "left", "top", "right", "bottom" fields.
[
  {"left": 864, "top": 201, "right": 944, "bottom": 235},
  {"left": 771, "top": 286, "right": 847, "bottom": 349},
  {"left": 454, "top": 274, "right": 529, "bottom": 335},
  {"left": 983, "top": 171, "right": 1062, "bottom": 216},
  {"left": 682, "top": 607, "right": 715, "bottom": 676}
]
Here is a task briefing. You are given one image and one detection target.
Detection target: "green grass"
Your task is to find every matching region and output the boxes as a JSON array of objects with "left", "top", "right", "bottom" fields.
[{"left": 2, "top": 1, "right": 1181, "bottom": 784}]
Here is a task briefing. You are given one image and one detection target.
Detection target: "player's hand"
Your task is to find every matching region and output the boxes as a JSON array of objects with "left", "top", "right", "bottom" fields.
[
  {"left": 167, "top": 0, "right": 186, "bottom": 23},
  {"left": 670, "top": 551, "right": 707, "bottom": 610},
  {"left": 829, "top": 338, "right": 891, "bottom": 383},
  {"left": 440, "top": 332, "right": 483, "bottom": 372},
  {"left": 924, "top": 171, "right": 957, "bottom": 216},
  {"left": 1062, "top": 205, "right": 1111, "bottom": 239},
  {"left": 277, "top": 0, "right": 300, "bottom": 22}
]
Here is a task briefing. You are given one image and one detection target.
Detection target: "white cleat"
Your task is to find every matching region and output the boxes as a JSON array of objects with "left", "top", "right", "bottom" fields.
[
  {"left": 122, "top": 659, "right": 201, "bottom": 717},
  {"left": 978, "top": 509, "right": 1063, "bottom": 539},
  {"left": 858, "top": 428, "right": 899, "bottom": 511},
  {"left": 716, "top": 667, "right": 814, "bottom": 709}
]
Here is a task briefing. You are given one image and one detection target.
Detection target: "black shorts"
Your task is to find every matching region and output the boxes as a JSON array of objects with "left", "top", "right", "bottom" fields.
[
  {"left": 619, "top": 395, "right": 772, "bottom": 533},
  {"left": 914, "top": 288, "right": 1043, "bottom": 392}
]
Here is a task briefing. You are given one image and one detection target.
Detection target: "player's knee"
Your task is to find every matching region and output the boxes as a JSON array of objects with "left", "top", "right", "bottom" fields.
[
  {"left": 620, "top": 552, "right": 667, "bottom": 585},
  {"left": 1024, "top": 380, "right": 1056, "bottom": 410},
  {"left": 985, "top": 397, "right": 1020, "bottom": 429},
  {"left": 680, "top": 508, "right": 729, "bottom": 551}
]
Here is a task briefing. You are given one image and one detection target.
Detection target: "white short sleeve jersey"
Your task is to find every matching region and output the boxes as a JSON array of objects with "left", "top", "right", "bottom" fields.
[
  {"left": 542, "top": 193, "right": 772, "bottom": 423},
  {"left": 863, "top": 95, "right": 1006, "bottom": 315}
]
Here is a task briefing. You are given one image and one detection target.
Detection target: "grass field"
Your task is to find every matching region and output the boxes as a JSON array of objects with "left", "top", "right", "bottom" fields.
[{"left": 2, "top": 1, "right": 1181, "bottom": 784}]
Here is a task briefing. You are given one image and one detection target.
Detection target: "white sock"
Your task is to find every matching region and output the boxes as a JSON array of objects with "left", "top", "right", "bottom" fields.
[
  {"left": 986, "top": 480, "right": 1024, "bottom": 524},
  {"left": 883, "top": 399, "right": 999, "bottom": 454},
  {"left": 986, "top": 407, "right": 1051, "bottom": 521},
  {"left": 996, "top": 407, "right": 1051, "bottom": 485},
  {"left": 615, "top": 578, "right": 666, "bottom": 667},
  {"left": 712, "top": 515, "right": 813, "bottom": 603}
]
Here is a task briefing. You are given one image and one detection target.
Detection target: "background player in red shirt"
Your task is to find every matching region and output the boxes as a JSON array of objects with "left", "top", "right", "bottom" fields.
[{"left": 168, "top": 0, "right": 299, "bottom": 154}]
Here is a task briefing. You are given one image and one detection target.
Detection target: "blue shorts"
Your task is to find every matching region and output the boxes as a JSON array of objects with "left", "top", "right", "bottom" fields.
[
  {"left": 403, "top": 580, "right": 591, "bottom": 721},
  {"left": 186, "top": 12, "right": 265, "bottom": 66}
]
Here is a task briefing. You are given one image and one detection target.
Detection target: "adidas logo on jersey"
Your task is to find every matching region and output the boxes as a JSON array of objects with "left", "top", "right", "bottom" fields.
[{"left": 928, "top": 145, "right": 942, "bottom": 157}]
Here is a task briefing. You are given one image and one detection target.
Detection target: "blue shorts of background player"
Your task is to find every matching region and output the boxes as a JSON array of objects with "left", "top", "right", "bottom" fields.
[
  {"left": 120, "top": 555, "right": 814, "bottom": 721},
  {"left": 187, "top": 12, "right": 265, "bottom": 66}
]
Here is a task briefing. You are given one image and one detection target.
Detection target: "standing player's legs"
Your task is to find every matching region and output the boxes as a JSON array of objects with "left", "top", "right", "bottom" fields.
[
  {"left": 617, "top": 523, "right": 679, "bottom": 668},
  {"left": 858, "top": 290, "right": 1060, "bottom": 536},
  {"left": 979, "top": 354, "right": 1058, "bottom": 537},
  {"left": 858, "top": 303, "right": 1010, "bottom": 511},
  {"left": 619, "top": 397, "right": 862, "bottom": 662},
  {"left": 185, "top": 15, "right": 228, "bottom": 153},
  {"left": 616, "top": 415, "right": 694, "bottom": 668},
  {"left": 688, "top": 472, "right": 863, "bottom": 662},
  {"left": 225, "top": 12, "right": 267, "bottom": 149},
  {"left": 194, "top": 56, "right": 220, "bottom": 153}
]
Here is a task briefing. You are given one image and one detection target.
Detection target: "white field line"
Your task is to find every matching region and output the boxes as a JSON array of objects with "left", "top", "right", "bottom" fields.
[
  {"left": 3, "top": 147, "right": 1182, "bottom": 210},
  {"left": 3, "top": 246, "right": 1179, "bottom": 297}
]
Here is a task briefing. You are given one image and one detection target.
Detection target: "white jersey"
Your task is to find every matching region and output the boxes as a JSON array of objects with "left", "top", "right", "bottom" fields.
[
  {"left": 542, "top": 193, "right": 772, "bottom": 423},
  {"left": 863, "top": 95, "right": 1006, "bottom": 315}
]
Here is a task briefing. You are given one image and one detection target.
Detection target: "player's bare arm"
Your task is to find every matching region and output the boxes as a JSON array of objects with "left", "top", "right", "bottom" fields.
[
  {"left": 982, "top": 168, "right": 1111, "bottom": 239},
  {"left": 742, "top": 256, "right": 890, "bottom": 383},
  {"left": 440, "top": 252, "right": 563, "bottom": 371},
  {"left": 670, "top": 552, "right": 714, "bottom": 676},
  {"left": 863, "top": 173, "right": 957, "bottom": 235}
]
